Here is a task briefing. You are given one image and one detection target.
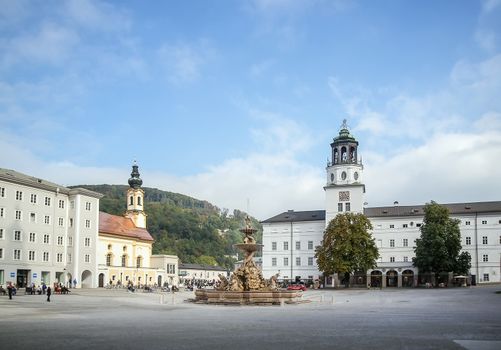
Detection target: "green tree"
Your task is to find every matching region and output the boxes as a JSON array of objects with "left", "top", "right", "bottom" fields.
[
  {"left": 315, "top": 213, "right": 379, "bottom": 283},
  {"left": 413, "top": 201, "right": 470, "bottom": 283}
]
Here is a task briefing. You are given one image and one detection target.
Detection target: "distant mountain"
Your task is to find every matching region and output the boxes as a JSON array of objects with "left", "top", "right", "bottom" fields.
[{"left": 72, "top": 184, "right": 262, "bottom": 270}]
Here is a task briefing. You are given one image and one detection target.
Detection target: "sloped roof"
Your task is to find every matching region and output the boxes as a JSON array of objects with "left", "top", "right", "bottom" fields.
[
  {"left": 99, "top": 212, "right": 154, "bottom": 242},
  {"left": 261, "top": 210, "right": 326, "bottom": 223},
  {"left": 364, "top": 201, "right": 501, "bottom": 217},
  {"left": 178, "top": 263, "right": 227, "bottom": 271}
]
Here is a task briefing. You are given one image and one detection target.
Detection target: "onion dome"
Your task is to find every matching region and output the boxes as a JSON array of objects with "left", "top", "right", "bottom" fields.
[{"left": 128, "top": 163, "right": 143, "bottom": 189}]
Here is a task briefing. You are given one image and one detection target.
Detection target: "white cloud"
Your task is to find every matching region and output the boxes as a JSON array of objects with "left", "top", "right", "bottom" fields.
[
  {"left": 482, "top": 0, "right": 501, "bottom": 13},
  {"left": 3, "top": 22, "right": 79, "bottom": 66},
  {"left": 157, "top": 41, "right": 215, "bottom": 83},
  {"left": 475, "top": 29, "right": 496, "bottom": 52},
  {"left": 63, "top": 0, "right": 131, "bottom": 32}
]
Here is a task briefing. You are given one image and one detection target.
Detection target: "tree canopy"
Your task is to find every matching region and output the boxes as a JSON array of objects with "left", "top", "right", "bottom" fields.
[
  {"left": 315, "top": 212, "right": 379, "bottom": 276},
  {"left": 413, "top": 201, "right": 471, "bottom": 278}
]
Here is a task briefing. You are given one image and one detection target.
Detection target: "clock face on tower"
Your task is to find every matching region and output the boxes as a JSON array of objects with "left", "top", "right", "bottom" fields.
[{"left": 339, "top": 191, "right": 350, "bottom": 201}]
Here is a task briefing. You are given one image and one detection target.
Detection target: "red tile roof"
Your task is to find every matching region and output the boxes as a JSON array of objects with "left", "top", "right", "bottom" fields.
[{"left": 99, "top": 212, "right": 154, "bottom": 242}]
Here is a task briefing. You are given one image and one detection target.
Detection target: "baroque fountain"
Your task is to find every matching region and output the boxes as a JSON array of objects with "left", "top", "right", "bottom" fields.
[{"left": 194, "top": 216, "right": 303, "bottom": 305}]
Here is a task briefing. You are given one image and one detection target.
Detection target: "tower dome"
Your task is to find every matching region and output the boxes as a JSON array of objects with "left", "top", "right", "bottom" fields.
[{"left": 128, "top": 163, "right": 143, "bottom": 189}]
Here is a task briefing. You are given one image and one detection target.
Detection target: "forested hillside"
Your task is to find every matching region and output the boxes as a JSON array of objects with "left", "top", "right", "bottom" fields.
[{"left": 73, "top": 185, "right": 262, "bottom": 270}]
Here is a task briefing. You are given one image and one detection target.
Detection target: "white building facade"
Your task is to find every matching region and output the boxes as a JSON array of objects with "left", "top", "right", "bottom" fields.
[
  {"left": 0, "top": 168, "right": 103, "bottom": 289},
  {"left": 262, "top": 122, "right": 501, "bottom": 286}
]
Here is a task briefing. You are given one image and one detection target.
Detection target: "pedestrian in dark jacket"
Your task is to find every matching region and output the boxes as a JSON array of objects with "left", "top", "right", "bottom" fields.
[{"left": 46, "top": 286, "right": 51, "bottom": 302}]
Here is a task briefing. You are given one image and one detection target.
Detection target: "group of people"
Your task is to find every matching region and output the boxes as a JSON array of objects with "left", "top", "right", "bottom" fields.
[{"left": 1, "top": 281, "right": 76, "bottom": 302}]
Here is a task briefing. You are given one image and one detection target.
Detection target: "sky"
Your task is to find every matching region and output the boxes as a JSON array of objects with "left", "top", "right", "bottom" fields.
[{"left": 1, "top": 0, "right": 501, "bottom": 220}]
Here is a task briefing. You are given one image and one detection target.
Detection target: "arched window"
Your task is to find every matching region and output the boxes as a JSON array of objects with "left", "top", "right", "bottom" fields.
[
  {"left": 137, "top": 196, "right": 142, "bottom": 206},
  {"left": 106, "top": 254, "right": 112, "bottom": 267},
  {"left": 121, "top": 255, "right": 127, "bottom": 267},
  {"left": 136, "top": 256, "right": 142, "bottom": 268},
  {"left": 107, "top": 244, "right": 112, "bottom": 250},
  {"left": 129, "top": 196, "right": 133, "bottom": 205},
  {"left": 341, "top": 146, "right": 347, "bottom": 162}
]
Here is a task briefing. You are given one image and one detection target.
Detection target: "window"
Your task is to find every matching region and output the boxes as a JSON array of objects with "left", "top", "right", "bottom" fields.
[
  {"left": 29, "top": 232, "right": 36, "bottom": 242},
  {"left": 482, "top": 220, "right": 487, "bottom": 225},
  {"left": 136, "top": 256, "right": 142, "bottom": 268},
  {"left": 338, "top": 203, "right": 343, "bottom": 212},
  {"left": 43, "top": 234, "right": 50, "bottom": 244},
  {"left": 390, "top": 239, "right": 395, "bottom": 248},
  {"left": 465, "top": 221, "right": 471, "bottom": 225},
  {"left": 85, "top": 219, "right": 90, "bottom": 228},
  {"left": 308, "top": 257, "right": 314, "bottom": 266},
  {"left": 389, "top": 224, "right": 395, "bottom": 229},
  {"left": 390, "top": 257, "right": 395, "bottom": 262},
  {"left": 345, "top": 202, "right": 351, "bottom": 212},
  {"left": 57, "top": 236, "right": 63, "bottom": 245},
  {"left": 16, "top": 190, "right": 23, "bottom": 200},
  {"left": 403, "top": 238, "right": 408, "bottom": 247},
  {"left": 15, "top": 210, "right": 22, "bottom": 220},
  {"left": 0, "top": 228, "right": 4, "bottom": 239},
  {"left": 44, "top": 215, "right": 50, "bottom": 224},
  {"left": 29, "top": 251, "right": 35, "bottom": 261},
  {"left": 483, "top": 273, "right": 489, "bottom": 282},
  {"left": 68, "top": 237, "right": 73, "bottom": 246},
  {"left": 296, "top": 257, "right": 301, "bottom": 266},
  {"left": 14, "top": 230, "right": 21, "bottom": 241},
  {"left": 499, "top": 235, "right": 501, "bottom": 244},
  {"left": 308, "top": 241, "right": 313, "bottom": 250},
  {"left": 466, "top": 236, "right": 471, "bottom": 245},
  {"left": 69, "top": 218, "right": 73, "bottom": 227},
  {"left": 122, "top": 255, "right": 127, "bottom": 267},
  {"left": 295, "top": 241, "right": 301, "bottom": 250},
  {"left": 106, "top": 254, "right": 112, "bottom": 266},
  {"left": 0, "top": 207, "right": 3, "bottom": 217},
  {"left": 283, "top": 257, "right": 288, "bottom": 266},
  {"left": 483, "top": 254, "right": 488, "bottom": 262},
  {"left": 130, "top": 196, "right": 133, "bottom": 206},
  {"left": 58, "top": 217, "right": 64, "bottom": 226},
  {"left": 43, "top": 252, "right": 49, "bottom": 262},
  {"left": 30, "top": 194, "right": 37, "bottom": 203},
  {"left": 44, "top": 197, "right": 51, "bottom": 206},
  {"left": 0, "top": 248, "right": 3, "bottom": 259},
  {"left": 416, "top": 223, "right": 422, "bottom": 227},
  {"left": 271, "top": 242, "right": 277, "bottom": 251},
  {"left": 84, "top": 238, "right": 90, "bottom": 247},
  {"left": 67, "top": 253, "right": 72, "bottom": 263},
  {"left": 482, "top": 236, "right": 488, "bottom": 244},
  {"left": 283, "top": 241, "right": 289, "bottom": 250},
  {"left": 0, "top": 187, "right": 4, "bottom": 197},
  {"left": 85, "top": 202, "right": 91, "bottom": 211},
  {"left": 70, "top": 201, "right": 75, "bottom": 209},
  {"left": 57, "top": 253, "right": 63, "bottom": 263},
  {"left": 403, "top": 224, "right": 408, "bottom": 228},
  {"left": 85, "top": 254, "right": 90, "bottom": 263},
  {"left": 138, "top": 197, "right": 142, "bottom": 206},
  {"left": 30, "top": 212, "right": 36, "bottom": 222},
  {"left": 58, "top": 200, "right": 65, "bottom": 209},
  {"left": 403, "top": 256, "right": 408, "bottom": 262},
  {"left": 13, "top": 249, "right": 21, "bottom": 260},
  {"left": 272, "top": 257, "right": 277, "bottom": 266}
]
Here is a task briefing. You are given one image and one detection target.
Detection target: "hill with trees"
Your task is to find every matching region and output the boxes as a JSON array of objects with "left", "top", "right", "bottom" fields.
[{"left": 72, "top": 184, "right": 262, "bottom": 270}]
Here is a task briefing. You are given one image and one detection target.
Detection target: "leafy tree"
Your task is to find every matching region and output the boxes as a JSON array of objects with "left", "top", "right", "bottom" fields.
[
  {"left": 413, "top": 201, "right": 471, "bottom": 283},
  {"left": 315, "top": 213, "right": 379, "bottom": 282}
]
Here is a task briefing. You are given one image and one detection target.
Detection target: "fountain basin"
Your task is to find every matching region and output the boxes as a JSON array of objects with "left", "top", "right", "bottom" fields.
[{"left": 194, "top": 289, "right": 303, "bottom": 305}]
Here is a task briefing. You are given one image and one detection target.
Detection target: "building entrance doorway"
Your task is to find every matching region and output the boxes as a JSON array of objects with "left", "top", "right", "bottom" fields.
[
  {"left": 16, "top": 269, "right": 30, "bottom": 288},
  {"left": 386, "top": 270, "right": 398, "bottom": 287},
  {"left": 98, "top": 273, "right": 105, "bottom": 288}
]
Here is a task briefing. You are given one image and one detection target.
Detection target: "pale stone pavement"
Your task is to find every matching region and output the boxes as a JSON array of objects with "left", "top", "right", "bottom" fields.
[{"left": 1, "top": 285, "right": 500, "bottom": 349}]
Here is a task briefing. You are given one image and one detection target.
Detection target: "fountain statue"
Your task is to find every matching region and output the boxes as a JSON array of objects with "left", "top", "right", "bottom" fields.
[{"left": 194, "top": 216, "right": 302, "bottom": 305}]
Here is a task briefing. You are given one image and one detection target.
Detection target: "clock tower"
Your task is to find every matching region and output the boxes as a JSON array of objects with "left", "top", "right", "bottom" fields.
[
  {"left": 324, "top": 119, "right": 365, "bottom": 226},
  {"left": 125, "top": 162, "right": 147, "bottom": 229}
]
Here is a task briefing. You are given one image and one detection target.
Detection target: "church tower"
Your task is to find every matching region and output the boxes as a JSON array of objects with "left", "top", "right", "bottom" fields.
[
  {"left": 125, "top": 162, "right": 147, "bottom": 229},
  {"left": 324, "top": 119, "right": 365, "bottom": 226}
]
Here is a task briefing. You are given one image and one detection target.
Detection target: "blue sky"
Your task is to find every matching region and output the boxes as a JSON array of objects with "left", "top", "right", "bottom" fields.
[{"left": 1, "top": 0, "right": 501, "bottom": 219}]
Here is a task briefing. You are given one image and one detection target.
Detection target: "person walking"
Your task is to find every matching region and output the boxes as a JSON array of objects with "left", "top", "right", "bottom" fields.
[
  {"left": 7, "top": 282, "right": 13, "bottom": 300},
  {"left": 46, "top": 286, "right": 51, "bottom": 302}
]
